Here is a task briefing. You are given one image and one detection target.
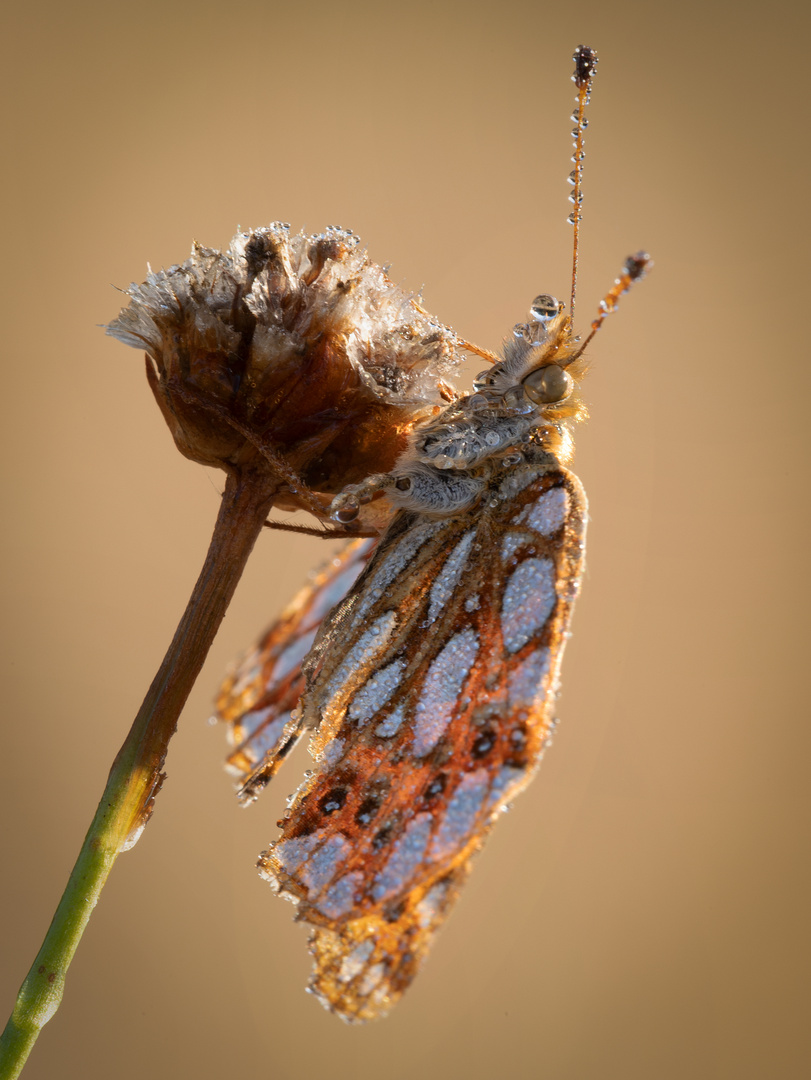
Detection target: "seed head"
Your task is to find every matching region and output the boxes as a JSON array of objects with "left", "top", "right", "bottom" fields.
[{"left": 107, "top": 224, "right": 462, "bottom": 510}]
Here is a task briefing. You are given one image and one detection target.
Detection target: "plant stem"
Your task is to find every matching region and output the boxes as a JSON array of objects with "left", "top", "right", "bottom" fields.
[{"left": 0, "top": 465, "right": 279, "bottom": 1080}]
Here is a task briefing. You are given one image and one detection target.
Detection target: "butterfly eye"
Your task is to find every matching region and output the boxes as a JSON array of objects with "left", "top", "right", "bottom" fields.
[{"left": 522, "top": 363, "right": 573, "bottom": 405}]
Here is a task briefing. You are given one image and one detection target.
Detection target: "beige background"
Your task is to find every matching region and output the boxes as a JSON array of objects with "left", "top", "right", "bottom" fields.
[{"left": 2, "top": 1, "right": 809, "bottom": 1077}]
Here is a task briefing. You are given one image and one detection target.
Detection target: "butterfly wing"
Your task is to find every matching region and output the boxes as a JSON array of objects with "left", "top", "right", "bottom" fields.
[
  {"left": 259, "top": 460, "right": 587, "bottom": 1021},
  {"left": 215, "top": 537, "right": 376, "bottom": 802}
]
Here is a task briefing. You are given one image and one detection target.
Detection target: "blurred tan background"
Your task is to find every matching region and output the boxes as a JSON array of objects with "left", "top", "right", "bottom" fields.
[{"left": 2, "top": 0, "right": 809, "bottom": 1077}]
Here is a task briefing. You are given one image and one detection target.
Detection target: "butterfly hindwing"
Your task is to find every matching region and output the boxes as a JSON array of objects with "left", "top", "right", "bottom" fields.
[
  {"left": 216, "top": 538, "right": 376, "bottom": 801},
  {"left": 257, "top": 462, "right": 587, "bottom": 1020}
]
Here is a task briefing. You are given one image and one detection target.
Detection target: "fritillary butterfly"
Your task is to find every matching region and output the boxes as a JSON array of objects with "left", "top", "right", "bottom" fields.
[{"left": 216, "top": 45, "right": 650, "bottom": 1022}]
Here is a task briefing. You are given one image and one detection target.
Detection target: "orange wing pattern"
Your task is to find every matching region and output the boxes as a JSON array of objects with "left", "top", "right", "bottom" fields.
[{"left": 254, "top": 459, "right": 586, "bottom": 1021}]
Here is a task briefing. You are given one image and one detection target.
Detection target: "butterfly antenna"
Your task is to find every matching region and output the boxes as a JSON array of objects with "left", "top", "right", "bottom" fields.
[
  {"left": 568, "top": 45, "right": 598, "bottom": 326},
  {"left": 568, "top": 252, "right": 652, "bottom": 362}
]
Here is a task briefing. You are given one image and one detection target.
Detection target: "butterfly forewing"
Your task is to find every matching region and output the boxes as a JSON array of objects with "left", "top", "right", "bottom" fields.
[{"left": 259, "top": 460, "right": 587, "bottom": 1021}]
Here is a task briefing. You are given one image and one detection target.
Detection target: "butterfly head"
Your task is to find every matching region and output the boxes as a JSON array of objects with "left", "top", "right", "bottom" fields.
[{"left": 471, "top": 294, "right": 587, "bottom": 425}]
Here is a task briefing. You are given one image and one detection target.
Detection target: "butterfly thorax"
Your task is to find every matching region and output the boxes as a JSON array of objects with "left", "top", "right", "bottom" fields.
[{"left": 330, "top": 300, "right": 588, "bottom": 523}]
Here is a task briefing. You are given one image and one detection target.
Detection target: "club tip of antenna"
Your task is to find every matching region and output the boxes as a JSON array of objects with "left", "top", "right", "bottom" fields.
[
  {"left": 624, "top": 252, "right": 653, "bottom": 282},
  {"left": 572, "top": 45, "right": 598, "bottom": 87}
]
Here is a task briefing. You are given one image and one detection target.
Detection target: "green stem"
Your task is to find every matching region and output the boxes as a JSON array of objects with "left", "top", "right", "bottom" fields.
[{"left": 0, "top": 465, "right": 278, "bottom": 1079}]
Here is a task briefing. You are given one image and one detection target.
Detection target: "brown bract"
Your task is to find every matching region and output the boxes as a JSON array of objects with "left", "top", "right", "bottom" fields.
[{"left": 107, "top": 224, "right": 461, "bottom": 515}]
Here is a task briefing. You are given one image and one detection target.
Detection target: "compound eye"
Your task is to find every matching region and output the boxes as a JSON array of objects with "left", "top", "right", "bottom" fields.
[
  {"left": 529, "top": 294, "right": 564, "bottom": 322},
  {"left": 522, "top": 363, "right": 573, "bottom": 405}
]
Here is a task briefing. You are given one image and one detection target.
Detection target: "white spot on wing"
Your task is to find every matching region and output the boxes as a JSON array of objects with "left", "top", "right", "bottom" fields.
[
  {"left": 322, "top": 610, "right": 398, "bottom": 713},
  {"left": 352, "top": 520, "right": 444, "bottom": 624},
  {"left": 349, "top": 660, "right": 406, "bottom": 724},
  {"left": 318, "top": 736, "right": 344, "bottom": 768},
  {"left": 372, "top": 814, "right": 433, "bottom": 902},
  {"left": 269, "top": 629, "right": 317, "bottom": 684},
  {"left": 358, "top": 963, "right": 385, "bottom": 996},
  {"left": 501, "top": 558, "right": 556, "bottom": 653},
  {"left": 501, "top": 531, "right": 534, "bottom": 563},
  {"left": 272, "top": 826, "right": 330, "bottom": 876},
  {"left": 487, "top": 765, "right": 527, "bottom": 811},
  {"left": 427, "top": 530, "right": 474, "bottom": 621},
  {"left": 415, "top": 879, "right": 452, "bottom": 927},
  {"left": 411, "top": 629, "right": 479, "bottom": 756},
  {"left": 298, "top": 833, "right": 351, "bottom": 897},
  {"left": 375, "top": 702, "right": 407, "bottom": 738},
  {"left": 318, "top": 870, "right": 364, "bottom": 919},
  {"left": 515, "top": 485, "right": 569, "bottom": 536},
  {"left": 233, "top": 704, "right": 283, "bottom": 742},
  {"left": 429, "top": 769, "right": 490, "bottom": 860},
  {"left": 338, "top": 939, "right": 375, "bottom": 982},
  {"left": 506, "top": 648, "right": 551, "bottom": 709}
]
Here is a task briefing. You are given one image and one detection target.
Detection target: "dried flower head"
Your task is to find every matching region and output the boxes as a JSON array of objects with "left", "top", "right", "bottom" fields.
[{"left": 107, "top": 223, "right": 463, "bottom": 514}]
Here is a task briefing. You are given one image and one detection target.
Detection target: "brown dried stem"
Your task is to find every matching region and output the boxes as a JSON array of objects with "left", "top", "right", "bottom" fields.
[{"left": 0, "top": 464, "right": 279, "bottom": 1079}]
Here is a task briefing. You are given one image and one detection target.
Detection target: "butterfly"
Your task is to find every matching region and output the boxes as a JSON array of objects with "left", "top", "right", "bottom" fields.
[{"left": 216, "top": 46, "right": 650, "bottom": 1022}]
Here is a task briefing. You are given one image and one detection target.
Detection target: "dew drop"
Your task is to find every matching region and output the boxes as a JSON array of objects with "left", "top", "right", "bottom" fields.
[
  {"left": 474, "top": 369, "right": 498, "bottom": 387},
  {"left": 530, "top": 295, "right": 561, "bottom": 322},
  {"left": 334, "top": 496, "right": 360, "bottom": 523}
]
